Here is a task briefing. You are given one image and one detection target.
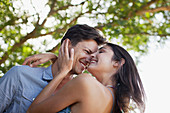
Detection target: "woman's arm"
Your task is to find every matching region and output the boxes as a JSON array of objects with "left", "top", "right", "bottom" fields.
[{"left": 27, "top": 74, "right": 91, "bottom": 113}]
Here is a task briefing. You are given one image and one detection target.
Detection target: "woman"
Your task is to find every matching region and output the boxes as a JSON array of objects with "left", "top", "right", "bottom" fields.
[{"left": 27, "top": 43, "right": 146, "bottom": 113}]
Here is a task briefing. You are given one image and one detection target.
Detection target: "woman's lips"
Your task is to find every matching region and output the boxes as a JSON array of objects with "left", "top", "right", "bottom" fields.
[{"left": 90, "top": 58, "right": 97, "bottom": 63}]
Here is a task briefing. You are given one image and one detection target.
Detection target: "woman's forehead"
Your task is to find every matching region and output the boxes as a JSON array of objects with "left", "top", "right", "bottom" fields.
[{"left": 99, "top": 44, "right": 111, "bottom": 50}]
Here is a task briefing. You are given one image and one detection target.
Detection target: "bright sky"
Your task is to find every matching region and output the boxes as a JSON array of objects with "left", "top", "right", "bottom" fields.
[
  {"left": 137, "top": 40, "right": 170, "bottom": 113},
  {"left": 4, "top": 0, "right": 170, "bottom": 112}
]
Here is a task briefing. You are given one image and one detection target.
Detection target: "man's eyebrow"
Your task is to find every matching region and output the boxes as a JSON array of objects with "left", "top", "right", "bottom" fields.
[{"left": 84, "top": 47, "right": 93, "bottom": 53}]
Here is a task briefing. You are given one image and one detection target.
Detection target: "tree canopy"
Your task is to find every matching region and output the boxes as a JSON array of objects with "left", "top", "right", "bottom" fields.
[{"left": 0, "top": 0, "right": 170, "bottom": 75}]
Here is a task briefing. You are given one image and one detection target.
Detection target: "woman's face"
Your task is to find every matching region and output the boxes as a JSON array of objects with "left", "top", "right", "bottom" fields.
[{"left": 87, "top": 45, "right": 116, "bottom": 78}]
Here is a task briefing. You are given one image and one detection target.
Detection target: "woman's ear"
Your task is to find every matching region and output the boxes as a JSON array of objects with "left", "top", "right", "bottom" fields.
[
  {"left": 112, "top": 58, "right": 125, "bottom": 68},
  {"left": 112, "top": 60, "right": 119, "bottom": 67},
  {"left": 120, "top": 58, "right": 125, "bottom": 66}
]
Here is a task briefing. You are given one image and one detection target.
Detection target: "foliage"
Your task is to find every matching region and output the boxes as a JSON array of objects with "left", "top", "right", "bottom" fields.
[{"left": 0, "top": 0, "right": 170, "bottom": 75}]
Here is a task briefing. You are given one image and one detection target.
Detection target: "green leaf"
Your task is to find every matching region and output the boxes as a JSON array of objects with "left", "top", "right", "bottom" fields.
[{"left": 145, "top": 12, "right": 150, "bottom": 18}]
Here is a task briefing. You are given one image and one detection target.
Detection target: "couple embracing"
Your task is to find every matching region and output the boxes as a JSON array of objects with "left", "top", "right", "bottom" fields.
[{"left": 0, "top": 24, "right": 146, "bottom": 113}]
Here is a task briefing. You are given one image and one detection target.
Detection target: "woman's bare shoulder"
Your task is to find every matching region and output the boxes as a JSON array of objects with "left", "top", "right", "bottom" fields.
[
  {"left": 72, "top": 74, "right": 97, "bottom": 87},
  {"left": 60, "top": 74, "right": 96, "bottom": 102},
  {"left": 72, "top": 74, "right": 103, "bottom": 95},
  {"left": 75, "top": 73, "right": 94, "bottom": 79}
]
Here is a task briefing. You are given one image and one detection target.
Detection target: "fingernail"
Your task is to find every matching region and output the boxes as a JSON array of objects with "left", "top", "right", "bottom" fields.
[{"left": 71, "top": 48, "right": 74, "bottom": 52}]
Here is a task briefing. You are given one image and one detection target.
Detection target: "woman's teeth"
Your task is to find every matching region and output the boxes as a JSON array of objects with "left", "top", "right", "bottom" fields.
[
  {"left": 90, "top": 59, "right": 97, "bottom": 63},
  {"left": 91, "top": 61, "right": 96, "bottom": 63}
]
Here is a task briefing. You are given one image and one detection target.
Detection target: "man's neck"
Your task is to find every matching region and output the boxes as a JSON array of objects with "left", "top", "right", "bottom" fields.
[
  {"left": 51, "top": 61, "right": 74, "bottom": 92},
  {"left": 51, "top": 61, "right": 72, "bottom": 78}
]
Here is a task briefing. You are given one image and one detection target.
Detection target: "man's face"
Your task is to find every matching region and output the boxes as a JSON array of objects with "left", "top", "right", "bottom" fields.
[{"left": 71, "top": 39, "right": 98, "bottom": 74}]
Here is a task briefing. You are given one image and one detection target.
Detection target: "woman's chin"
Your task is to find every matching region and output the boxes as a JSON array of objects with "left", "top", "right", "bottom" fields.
[{"left": 87, "top": 65, "right": 97, "bottom": 73}]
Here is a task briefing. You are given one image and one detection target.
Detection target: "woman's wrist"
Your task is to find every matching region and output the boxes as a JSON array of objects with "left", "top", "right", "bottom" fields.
[{"left": 54, "top": 70, "right": 69, "bottom": 80}]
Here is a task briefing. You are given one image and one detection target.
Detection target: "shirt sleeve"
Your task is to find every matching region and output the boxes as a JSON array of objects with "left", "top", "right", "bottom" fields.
[{"left": 0, "top": 66, "right": 19, "bottom": 112}]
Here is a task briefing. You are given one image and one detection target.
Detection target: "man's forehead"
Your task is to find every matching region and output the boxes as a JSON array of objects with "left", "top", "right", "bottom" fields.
[
  {"left": 79, "top": 39, "right": 98, "bottom": 47},
  {"left": 83, "top": 45, "right": 98, "bottom": 53}
]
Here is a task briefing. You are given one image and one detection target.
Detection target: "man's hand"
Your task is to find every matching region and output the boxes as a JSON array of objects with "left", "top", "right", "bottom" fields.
[{"left": 22, "top": 53, "right": 57, "bottom": 67}]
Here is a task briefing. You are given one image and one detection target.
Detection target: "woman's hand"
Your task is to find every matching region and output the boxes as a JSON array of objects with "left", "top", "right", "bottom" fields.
[
  {"left": 22, "top": 53, "right": 57, "bottom": 67},
  {"left": 55, "top": 39, "right": 74, "bottom": 77}
]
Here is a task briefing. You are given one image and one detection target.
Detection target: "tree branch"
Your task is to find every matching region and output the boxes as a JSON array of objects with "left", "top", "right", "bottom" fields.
[
  {"left": 136, "top": 6, "right": 170, "bottom": 15},
  {"left": 32, "top": 27, "right": 66, "bottom": 38},
  {"left": 140, "top": 0, "right": 159, "bottom": 10},
  {"left": 124, "top": 32, "right": 170, "bottom": 37},
  {"left": 95, "top": 22, "right": 119, "bottom": 31},
  {"left": 0, "top": 28, "right": 37, "bottom": 64},
  {"left": 127, "top": 0, "right": 159, "bottom": 19},
  {"left": 49, "top": 1, "right": 86, "bottom": 16},
  {"left": 141, "top": 15, "right": 153, "bottom": 24},
  {"left": 0, "top": 17, "right": 19, "bottom": 31}
]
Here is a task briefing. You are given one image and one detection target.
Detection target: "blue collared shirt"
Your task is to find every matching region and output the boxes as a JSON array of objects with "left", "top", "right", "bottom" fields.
[{"left": 0, "top": 65, "right": 53, "bottom": 113}]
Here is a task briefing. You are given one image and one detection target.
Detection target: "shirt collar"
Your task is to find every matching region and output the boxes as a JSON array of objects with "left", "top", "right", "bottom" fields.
[{"left": 42, "top": 65, "right": 53, "bottom": 81}]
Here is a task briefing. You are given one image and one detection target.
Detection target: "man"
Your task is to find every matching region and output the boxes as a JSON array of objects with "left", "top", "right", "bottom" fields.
[{"left": 0, "top": 24, "right": 105, "bottom": 113}]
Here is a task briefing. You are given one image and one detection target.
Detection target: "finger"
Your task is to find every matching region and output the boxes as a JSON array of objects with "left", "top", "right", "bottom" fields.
[
  {"left": 70, "top": 48, "right": 74, "bottom": 61},
  {"left": 65, "top": 39, "right": 69, "bottom": 59},
  {"left": 61, "top": 40, "right": 66, "bottom": 56},
  {"left": 58, "top": 47, "right": 62, "bottom": 58},
  {"left": 22, "top": 56, "right": 35, "bottom": 65},
  {"left": 27, "top": 61, "right": 32, "bottom": 67},
  {"left": 23, "top": 60, "right": 33, "bottom": 67},
  {"left": 23, "top": 54, "right": 40, "bottom": 65},
  {"left": 22, "top": 57, "right": 30, "bottom": 65},
  {"left": 68, "top": 48, "right": 74, "bottom": 70},
  {"left": 31, "top": 60, "right": 43, "bottom": 67},
  {"left": 51, "top": 58, "right": 57, "bottom": 64}
]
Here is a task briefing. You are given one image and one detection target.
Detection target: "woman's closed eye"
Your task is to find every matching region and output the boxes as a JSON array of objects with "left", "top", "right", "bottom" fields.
[{"left": 99, "top": 49, "right": 105, "bottom": 53}]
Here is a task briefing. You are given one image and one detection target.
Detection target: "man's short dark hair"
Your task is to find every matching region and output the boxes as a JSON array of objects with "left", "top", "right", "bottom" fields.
[{"left": 61, "top": 24, "right": 106, "bottom": 46}]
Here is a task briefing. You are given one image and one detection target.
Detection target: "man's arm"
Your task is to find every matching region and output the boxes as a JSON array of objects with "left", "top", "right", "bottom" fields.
[
  {"left": 22, "top": 53, "right": 57, "bottom": 67},
  {"left": 0, "top": 66, "right": 19, "bottom": 112}
]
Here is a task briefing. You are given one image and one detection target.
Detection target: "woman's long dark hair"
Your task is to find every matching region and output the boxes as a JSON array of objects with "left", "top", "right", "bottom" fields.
[{"left": 107, "top": 43, "right": 146, "bottom": 113}]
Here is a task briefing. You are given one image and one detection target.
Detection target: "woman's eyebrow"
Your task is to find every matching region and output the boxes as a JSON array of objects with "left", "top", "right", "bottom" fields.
[{"left": 99, "top": 47, "right": 106, "bottom": 50}]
